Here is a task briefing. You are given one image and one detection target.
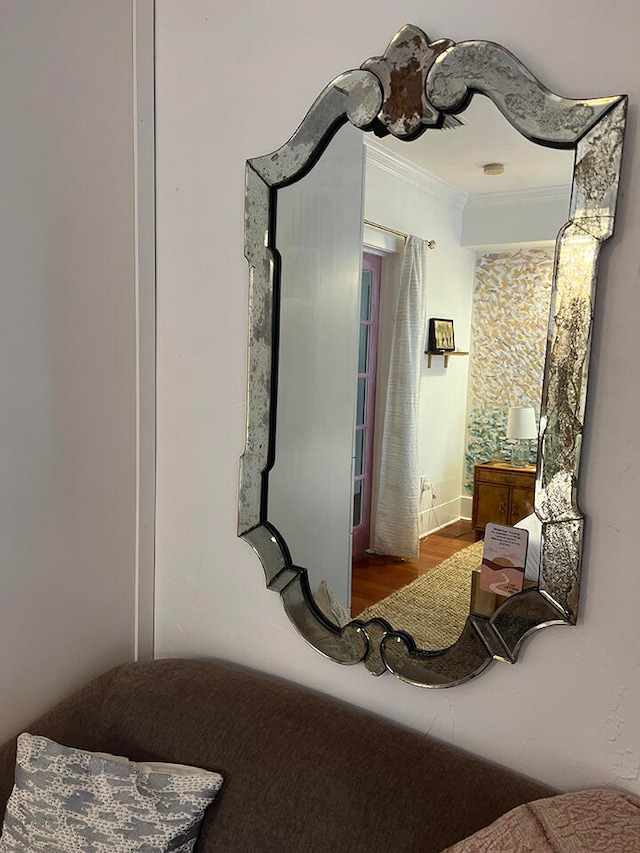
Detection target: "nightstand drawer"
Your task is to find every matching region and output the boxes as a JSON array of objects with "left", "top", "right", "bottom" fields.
[{"left": 474, "top": 467, "right": 534, "bottom": 488}]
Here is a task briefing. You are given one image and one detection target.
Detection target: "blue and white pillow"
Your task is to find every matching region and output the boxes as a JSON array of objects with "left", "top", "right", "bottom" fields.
[{"left": 0, "top": 733, "right": 223, "bottom": 852}]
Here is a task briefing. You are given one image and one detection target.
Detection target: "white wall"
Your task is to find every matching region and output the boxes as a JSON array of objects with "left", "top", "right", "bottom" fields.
[
  {"left": 0, "top": 1, "right": 152, "bottom": 741},
  {"left": 463, "top": 187, "right": 572, "bottom": 247},
  {"left": 155, "top": 0, "right": 640, "bottom": 795}
]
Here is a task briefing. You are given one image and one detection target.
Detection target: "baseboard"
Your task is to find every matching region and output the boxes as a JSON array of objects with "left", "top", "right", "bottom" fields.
[
  {"left": 420, "top": 496, "right": 466, "bottom": 538},
  {"left": 459, "top": 495, "right": 473, "bottom": 521}
]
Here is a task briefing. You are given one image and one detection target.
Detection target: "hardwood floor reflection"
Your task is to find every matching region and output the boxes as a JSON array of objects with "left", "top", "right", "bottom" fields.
[{"left": 351, "top": 520, "right": 478, "bottom": 616}]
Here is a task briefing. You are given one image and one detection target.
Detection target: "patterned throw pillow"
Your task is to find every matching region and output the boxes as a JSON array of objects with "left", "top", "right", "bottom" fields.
[{"left": 0, "top": 733, "right": 223, "bottom": 852}]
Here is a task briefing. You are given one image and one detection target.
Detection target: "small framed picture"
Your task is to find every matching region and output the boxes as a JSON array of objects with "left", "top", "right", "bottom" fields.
[{"left": 428, "top": 318, "right": 455, "bottom": 352}]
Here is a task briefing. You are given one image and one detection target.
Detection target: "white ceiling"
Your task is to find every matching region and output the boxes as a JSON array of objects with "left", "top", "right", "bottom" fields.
[{"left": 371, "top": 96, "right": 575, "bottom": 196}]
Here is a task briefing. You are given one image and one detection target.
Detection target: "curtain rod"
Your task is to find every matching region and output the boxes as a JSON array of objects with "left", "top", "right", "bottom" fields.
[{"left": 364, "top": 219, "right": 436, "bottom": 250}]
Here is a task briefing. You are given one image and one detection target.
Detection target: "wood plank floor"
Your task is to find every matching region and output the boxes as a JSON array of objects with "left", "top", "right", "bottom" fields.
[{"left": 351, "top": 520, "right": 478, "bottom": 616}]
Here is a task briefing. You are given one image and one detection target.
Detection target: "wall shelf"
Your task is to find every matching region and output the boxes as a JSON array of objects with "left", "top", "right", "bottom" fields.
[{"left": 425, "top": 350, "right": 469, "bottom": 368}]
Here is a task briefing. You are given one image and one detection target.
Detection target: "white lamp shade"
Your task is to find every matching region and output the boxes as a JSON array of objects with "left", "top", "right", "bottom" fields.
[{"left": 507, "top": 406, "right": 537, "bottom": 440}]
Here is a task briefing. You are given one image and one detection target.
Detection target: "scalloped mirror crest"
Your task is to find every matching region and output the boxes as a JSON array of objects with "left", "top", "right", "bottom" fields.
[
  {"left": 360, "top": 24, "right": 454, "bottom": 136},
  {"left": 239, "top": 24, "right": 627, "bottom": 687}
]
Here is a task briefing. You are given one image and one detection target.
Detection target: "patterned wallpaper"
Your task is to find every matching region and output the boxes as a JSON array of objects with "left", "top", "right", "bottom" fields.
[{"left": 463, "top": 248, "right": 554, "bottom": 493}]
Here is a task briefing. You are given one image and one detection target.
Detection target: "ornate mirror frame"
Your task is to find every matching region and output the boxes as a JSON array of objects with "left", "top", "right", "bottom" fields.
[{"left": 239, "top": 25, "right": 627, "bottom": 687}]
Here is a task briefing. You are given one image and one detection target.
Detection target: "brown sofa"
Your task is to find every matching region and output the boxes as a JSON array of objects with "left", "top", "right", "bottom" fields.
[{"left": 0, "top": 658, "right": 553, "bottom": 852}]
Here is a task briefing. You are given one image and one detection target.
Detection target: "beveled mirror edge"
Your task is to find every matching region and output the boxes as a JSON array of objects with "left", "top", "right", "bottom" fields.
[{"left": 238, "top": 25, "right": 627, "bottom": 687}]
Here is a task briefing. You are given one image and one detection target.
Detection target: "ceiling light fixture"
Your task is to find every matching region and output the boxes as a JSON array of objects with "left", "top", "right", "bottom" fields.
[{"left": 483, "top": 162, "right": 505, "bottom": 175}]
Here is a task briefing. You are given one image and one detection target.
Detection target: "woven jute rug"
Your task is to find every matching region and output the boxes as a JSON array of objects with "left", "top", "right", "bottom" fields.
[{"left": 355, "top": 539, "right": 484, "bottom": 650}]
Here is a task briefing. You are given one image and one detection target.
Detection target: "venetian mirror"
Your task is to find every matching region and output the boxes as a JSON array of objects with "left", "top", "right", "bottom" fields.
[{"left": 239, "top": 25, "right": 626, "bottom": 687}]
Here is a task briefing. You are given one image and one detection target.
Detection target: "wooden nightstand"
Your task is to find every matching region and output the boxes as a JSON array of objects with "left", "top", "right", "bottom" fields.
[{"left": 471, "top": 460, "right": 536, "bottom": 534}]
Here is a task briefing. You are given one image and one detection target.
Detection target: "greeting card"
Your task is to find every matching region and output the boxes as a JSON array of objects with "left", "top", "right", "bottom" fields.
[{"left": 479, "top": 523, "right": 529, "bottom": 597}]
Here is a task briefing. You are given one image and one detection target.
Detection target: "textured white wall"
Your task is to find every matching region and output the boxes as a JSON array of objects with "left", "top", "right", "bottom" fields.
[
  {"left": 155, "top": 0, "right": 640, "bottom": 794},
  {"left": 0, "top": 1, "right": 143, "bottom": 741}
]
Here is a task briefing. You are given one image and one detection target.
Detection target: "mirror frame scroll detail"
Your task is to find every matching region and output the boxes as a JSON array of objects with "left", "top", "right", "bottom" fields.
[{"left": 239, "top": 25, "right": 627, "bottom": 687}]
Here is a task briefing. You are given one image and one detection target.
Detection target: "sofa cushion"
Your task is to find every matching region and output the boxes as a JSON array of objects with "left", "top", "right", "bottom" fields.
[
  {"left": 0, "top": 733, "right": 223, "bottom": 852},
  {"left": 444, "top": 789, "right": 640, "bottom": 852}
]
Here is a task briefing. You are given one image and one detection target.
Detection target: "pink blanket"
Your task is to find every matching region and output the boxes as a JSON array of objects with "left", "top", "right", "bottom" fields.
[{"left": 445, "top": 789, "right": 640, "bottom": 852}]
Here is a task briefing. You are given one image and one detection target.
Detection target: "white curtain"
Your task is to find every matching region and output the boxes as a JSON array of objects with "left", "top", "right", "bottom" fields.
[{"left": 372, "top": 236, "right": 429, "bottom": 559}]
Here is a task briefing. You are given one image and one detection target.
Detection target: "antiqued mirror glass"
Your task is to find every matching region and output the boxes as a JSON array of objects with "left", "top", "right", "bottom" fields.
[{"left": 239, "top": 25, "right": 627, "bottom": 687}]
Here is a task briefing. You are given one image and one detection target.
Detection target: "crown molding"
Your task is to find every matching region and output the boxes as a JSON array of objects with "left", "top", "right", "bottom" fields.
[
  {"left": 364, "top": 137, "right": 468, "bottom": 211},
  {"left": 465, "top": 184, "right": 572, "bottom": 209},
  {"left": 364, "top": 137, "right": 571, "bottom": 212}
]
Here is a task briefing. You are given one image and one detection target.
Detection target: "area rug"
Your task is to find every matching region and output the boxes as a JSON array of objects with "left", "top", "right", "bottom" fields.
[{"left": 355, "top": 539, "right": 484, "bottom": 650}]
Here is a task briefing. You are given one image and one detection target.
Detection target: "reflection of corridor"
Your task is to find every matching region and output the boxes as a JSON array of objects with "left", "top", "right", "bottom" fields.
[{"left": 351, "top": 521, "right": 477, "bottom": 616}]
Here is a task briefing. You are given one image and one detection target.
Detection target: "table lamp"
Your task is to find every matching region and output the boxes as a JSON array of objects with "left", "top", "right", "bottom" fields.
[{"left": 506, "top": 406, "right": 537, "bottom": 468}]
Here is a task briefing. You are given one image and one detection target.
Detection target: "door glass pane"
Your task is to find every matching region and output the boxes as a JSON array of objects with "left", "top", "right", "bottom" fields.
[
  {"left": 353, "top": 479, "right": 362, "bottom": 527},
  {"left": 355, "top": 428, "right": 365, "bottom": 476},
  {"left": 358, "top": 324, "right": 369, "bottom": 375},
  {"left": 356, "top": 377, "right": 366, "bottom": 426},
  {"left": 360, "top": 270, "right": 372, "bottom": 320}
]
